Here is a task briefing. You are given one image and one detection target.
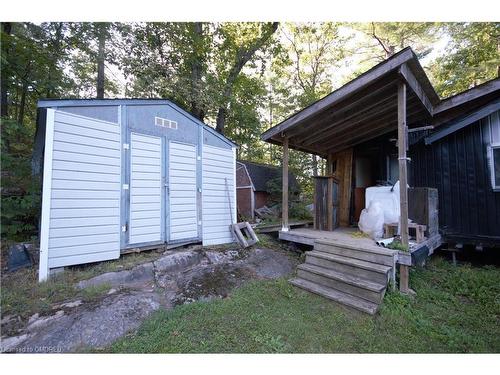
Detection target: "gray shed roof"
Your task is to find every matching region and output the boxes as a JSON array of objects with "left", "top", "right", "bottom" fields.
[
  {"left": 36, "top": 98, "right": 238, "bottom": 148},
  {"left": 239, "top": 160, "right": 299, "bottom": 192}
]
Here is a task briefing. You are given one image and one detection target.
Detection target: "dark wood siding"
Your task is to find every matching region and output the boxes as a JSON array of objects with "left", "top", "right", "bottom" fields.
[{"left": 409, "top": 115, "right": 500, "bottom": 245}]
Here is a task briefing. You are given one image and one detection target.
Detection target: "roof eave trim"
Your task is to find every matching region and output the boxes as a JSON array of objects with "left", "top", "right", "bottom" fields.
[
  {"left": 425, "top": 99, "right": 500, "bottom": 145},
  {"left": 433, "top": 79, "right": 500, "bottom": 115}
]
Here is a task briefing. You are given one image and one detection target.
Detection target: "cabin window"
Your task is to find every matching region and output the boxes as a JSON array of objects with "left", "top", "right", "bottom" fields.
[{"left": 491, "top": 145, "right": 500, "bottom": 191}]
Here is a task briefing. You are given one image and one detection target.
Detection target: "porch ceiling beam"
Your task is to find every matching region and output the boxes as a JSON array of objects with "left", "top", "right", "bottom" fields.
[
  {"left": 322, "top": 111, "right": 424, "bottom": 154},
  {"left": 322, "top": 100, "right": 425, "bottom": 158},
  {"left": 261, "top": 48, "right": 415, "bottom": 141},
  {"left": 295, "top": 86, "right": 424, "bottom": 148},
  {"left": 285, "top": 79, "right": 397, "bottom": 140},
  {"left": 299, "top": 94, "right": 398, "bottom": 146},
  {"left": 398, "top": 63, "right": 434, "bottom": 116},
  {"left": 323, "top": 122, "right": 396, "bottom": 154},
  {"left": 317, "top": 100, "right": 424, "bottom": 152}
]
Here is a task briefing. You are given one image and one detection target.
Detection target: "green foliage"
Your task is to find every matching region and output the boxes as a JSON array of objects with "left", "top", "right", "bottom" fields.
[
  {"left": 1, "top": 119, "right": 40, "bottom": 241},
  {"left": 107, "top": 257, "right": 500, "bottom": 353},
  {"left": 289, "top": 202, "right": 312, "bottom": 220},
  {"left": 1, "top": 22, "right": 126, "bottom": 241},
  {"left": 387, "top": 239, "right": 409, "bottom": 252},
  {"left": 429, "top": 23, "right": 500, "bottom": 97},
  {"left": 355, "top": 22, "right": 441, "bottom": 61}
]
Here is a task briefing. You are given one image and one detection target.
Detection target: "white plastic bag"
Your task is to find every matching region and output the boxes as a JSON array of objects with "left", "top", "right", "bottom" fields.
[{"left": 358, "top": 201, "right": 385, "bottom": 239}]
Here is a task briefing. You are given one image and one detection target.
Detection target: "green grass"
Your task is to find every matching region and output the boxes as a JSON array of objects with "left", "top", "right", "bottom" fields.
[
  {"left": 1, "top": 249, "right": 164, "bottom": 320},
  {"left": 108, "top": 256, "right": 500, "bottom": 353}
]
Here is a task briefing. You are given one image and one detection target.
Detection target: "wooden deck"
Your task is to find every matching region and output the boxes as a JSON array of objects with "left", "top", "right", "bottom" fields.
[
  {"left": 279, "top": 227, "right": 391, "bottom": 253},
  {"left": 280, "top": 227, "right": 442, "bottom": 266}
]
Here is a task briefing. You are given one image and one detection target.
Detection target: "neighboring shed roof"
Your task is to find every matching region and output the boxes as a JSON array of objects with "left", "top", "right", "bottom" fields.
[{"left": 238, "top": 160, "right": 299, "bottom": 192}]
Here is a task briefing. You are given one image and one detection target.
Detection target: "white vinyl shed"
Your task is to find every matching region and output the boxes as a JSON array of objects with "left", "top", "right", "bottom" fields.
[{"left": 33, "top": 99, "right": 238, "bottom": 281}]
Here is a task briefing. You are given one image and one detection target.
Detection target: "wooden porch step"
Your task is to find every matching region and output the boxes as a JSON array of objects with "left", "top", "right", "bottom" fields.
[
  {"left": 297, "top": 263, "right": 386, "bottom": 304},
  {"left": 306, "top": 251, "right": 391, "bottom": 284},
  {"left": 314, "top": 240, "right": 395, "bottom": 267},
  {"left": 289, "top": 277, "right": 379, "bottom": 315}
]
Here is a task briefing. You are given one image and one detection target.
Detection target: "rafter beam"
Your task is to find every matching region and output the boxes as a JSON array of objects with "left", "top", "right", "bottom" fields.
[
  {"left": 399, "top": 63, "right": 434, "bottom": 116},
  {"left": 300, "top": 94, "right": 398, "bottom": 146},
  {"left": 286, "top": 79, "right": 397, "bottom": 140}
]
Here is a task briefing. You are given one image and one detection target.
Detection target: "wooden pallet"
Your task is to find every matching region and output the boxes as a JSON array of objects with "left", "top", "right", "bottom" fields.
[{"left": 231, "top": 222, "right": 259, "bottom": 248}]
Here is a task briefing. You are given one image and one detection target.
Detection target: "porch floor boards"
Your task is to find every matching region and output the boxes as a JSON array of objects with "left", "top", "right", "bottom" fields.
[{"left": 279, "top": 227, "right": 394, "bottom": 254}]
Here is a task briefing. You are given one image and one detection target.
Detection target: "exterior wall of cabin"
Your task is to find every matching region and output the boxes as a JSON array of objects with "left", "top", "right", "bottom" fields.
[{"left": 409, "top": 111, "right": 500, "bottom": 245}]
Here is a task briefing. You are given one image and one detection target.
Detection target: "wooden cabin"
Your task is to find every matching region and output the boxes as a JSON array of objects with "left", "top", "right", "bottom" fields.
[{"left": 261, "top": 47, "right": 500, "bottom": 314}]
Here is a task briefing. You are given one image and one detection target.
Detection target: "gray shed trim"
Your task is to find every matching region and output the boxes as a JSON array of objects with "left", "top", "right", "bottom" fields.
[
  {"left": 37, "top": 99, "right": 238, "bottom": 148},
  {"left": 425, "top": 99, "right": 500, "bottom": 145}
]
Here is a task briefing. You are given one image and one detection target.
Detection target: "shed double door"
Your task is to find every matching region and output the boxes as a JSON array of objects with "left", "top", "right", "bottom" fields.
[{"left": 128, "top": 134, "right": 198, "bottom": 246}]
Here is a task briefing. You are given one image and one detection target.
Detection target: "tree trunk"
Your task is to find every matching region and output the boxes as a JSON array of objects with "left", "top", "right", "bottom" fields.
[
  {"left": 46, "top": 23, "right": 64, "bottom": 98},
  {"left": 18, "top": 81, "right": 28, "bottom": 126},
  {"left": 215, "top": 22, "right": 279, "bottom": 134},
  {"left": 96, "top": 23, "right": 107, "bottom": 99},
  {"left": 1, "top": 22, "right": 12, "bottom": 117},
  {"left": 190, "top": 22, "right": 205, "bottom": 121}
]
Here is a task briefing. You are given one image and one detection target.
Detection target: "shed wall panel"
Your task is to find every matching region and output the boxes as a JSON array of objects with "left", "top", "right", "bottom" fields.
[
  {"left": 202, "top": 145, "right": 236, "bottom": 245},
  {"left": 46, "top": 111, "right": 121, "bottom": 268}
]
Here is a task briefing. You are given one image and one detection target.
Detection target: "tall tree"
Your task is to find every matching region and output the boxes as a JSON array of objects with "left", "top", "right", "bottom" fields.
[
  {"left": 214, "top": 22, "right": 279, "bottom": 134},
  {"left": 429, "top": 22, "right": 500, "bottom": 97},
  {"left": 356, "top": 22, "right": 440, "bottom": 61},
  {"left": 281, "top": 23, "right": 350, "bottom": 176},
  {"left": 96, "top": 23, "right": 108, "bottom": 99},
  {"left": 1, "top": 22, "right": 12, "bottom": 117}
]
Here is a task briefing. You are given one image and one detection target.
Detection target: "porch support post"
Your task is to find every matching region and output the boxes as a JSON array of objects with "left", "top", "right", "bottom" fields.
[
  {"left": 282, "top": 136, "right": 289, "bottom": 232},
  {"left": 397, "top": 81, "right": 410, "bottom": 293}
]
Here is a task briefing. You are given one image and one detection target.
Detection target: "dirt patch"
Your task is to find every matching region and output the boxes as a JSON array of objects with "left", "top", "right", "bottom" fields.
[{"left": 173, "top": 264, "right": 258, "bottom": 305}]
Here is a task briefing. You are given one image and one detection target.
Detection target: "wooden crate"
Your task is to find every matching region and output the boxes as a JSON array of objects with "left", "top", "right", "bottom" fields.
[{"left": 408, "top": 187, "right": 439, "bottom": 237}]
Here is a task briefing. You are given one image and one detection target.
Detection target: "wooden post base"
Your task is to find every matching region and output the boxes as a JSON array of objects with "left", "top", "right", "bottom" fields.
[{"left": 399, "top": 264, "right": 409, "bottom": 293}]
